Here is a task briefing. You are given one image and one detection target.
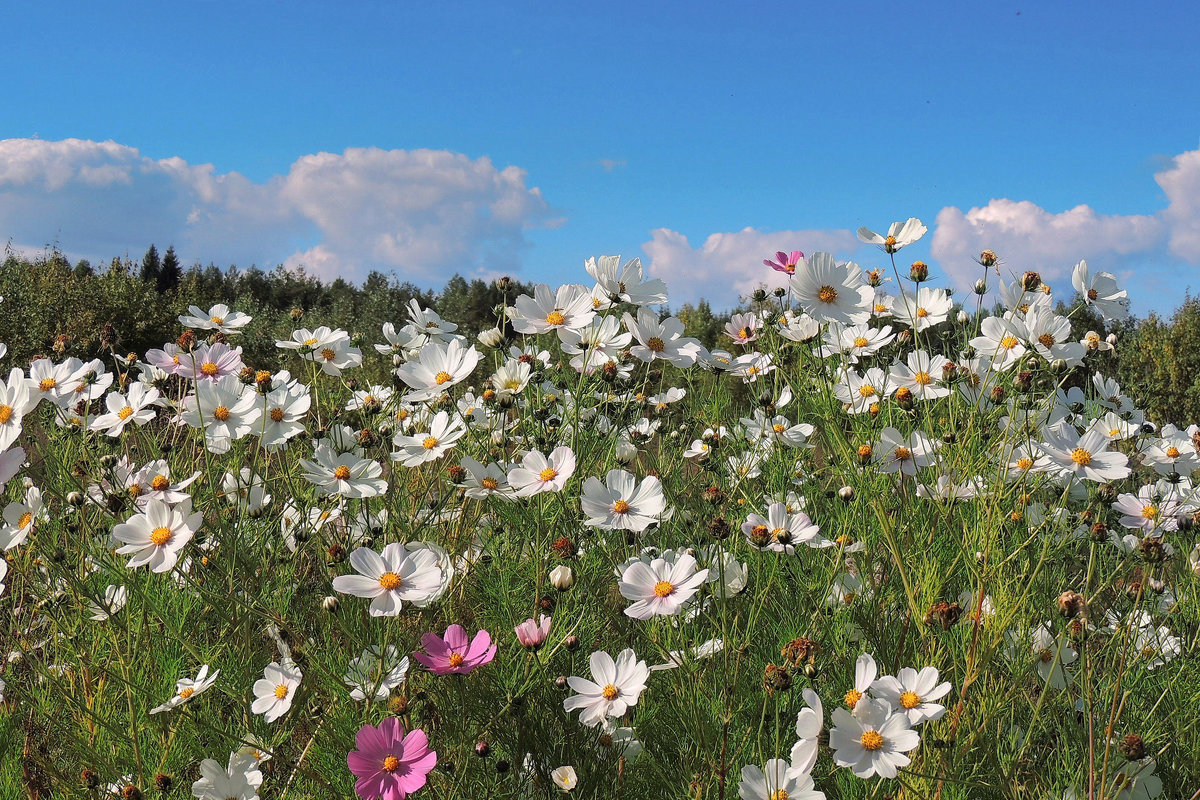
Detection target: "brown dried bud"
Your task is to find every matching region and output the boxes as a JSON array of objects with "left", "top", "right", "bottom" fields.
[
  {"left": 707, "top": 516, "right": 733, "bottom": 540},
  {"left": 81, "top": 769, "right": 100, "bottom": 789},
  {"left": 924, "top": 601, "right": 963, "bottom": 630},
  {"left": 1089, "top": 522, "right": 1109, "bottom": 542},
  {"left": 1118, "top": 734, "right": 1146, "bottom": 760},
  {"left": 551, "top": 536, "right": 576, "bottom": 559},
  {"left": 238, "top": 366, "right": 256, "bottom": 385},
  {"left": 446, "top": 464, "right": 467, "bottom": 484},
  {"left": 1056, "top": 590, "right": 1087, "bottom": 619},
  {"left": 702, "top": 485, "right": 726, "bottom": 505},
  {"left": 326, "top": 544, "right": 347, "bottom": 564},
  {"left": 1021, "top": 271, "right": 1042, "bottom": 291},
  {"left": 176, "top": 329, "right": 196, "bottom": 350},
  {"left": 780, "top": 637, "right": 819, "bottom": 668},
  {"left": 1139, "top": 537, "right": 1166, "bottom": 563},
  {"left": 52, "top": 333, "right": 71, "bottom": 354},
  {"left": 290, "top": 307, "right": 305, "bottom": 322},
  {"left": 154, "top": 773, "right": 173, "bottom": 792},
  {"left": 356, "top": 428, "right": 380, "bottom": 448},
  {"left": 121, "top": 785, "right": 143, "bottom": 800},
  {"left": 979, "top": 249, "right": 998, "bottom": 268},
  {"left": 763, "top": 663, "right": 793, "bottom": 694}
]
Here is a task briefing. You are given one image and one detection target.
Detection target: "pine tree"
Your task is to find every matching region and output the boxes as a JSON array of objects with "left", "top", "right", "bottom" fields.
[
  {"left": 140, "top": 244, "right": 161, "bottom": 285},
  {"left": 158, "top": 246, "right": 182, "bottom": 293}
]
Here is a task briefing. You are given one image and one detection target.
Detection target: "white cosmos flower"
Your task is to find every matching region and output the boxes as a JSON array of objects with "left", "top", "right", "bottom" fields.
[
  {"left": 190, "top": 753, "right": 261, "bottom": 800},
  {"left": 1072, "top": 260, "right": 1129, "bottom": 322},
  {"left": 1040, "top": 424, "right": 1130, "bottom": 484},
  {"left": 550, "top": 765, "right": 579, "bottom": 792},
  {"left": 829, "top": 697, "right": 921, "bottom": 779},
  {"left": 111, "top": 498, "right": 201, "bottom": 573},
  {"left": 873, "top": 427, "right": 938, "bottom": 477},
  {"left": 0, "top": 485, "right": 45, "bottom": 551},
  {"left": 460, "top": 457, "right": 516, "bottom": 500},
  {"left": 395, "top": 338, "right": 482, "bottom": 402},
  {"left": 618, "top": 552, "right": 708, "bottom": 620},
  {"left": 300, "top": 444, "right": 387, "bottom": 498},
  {"left": 392, "top": 410, "right": 466, "bottom": 467},
  {"left": 586, "top": 254, "right": 668, "bottom": 307},
  {"left": 331, "top": 543, "right": 445, "bottom": 616},
  {"left": 511, "top": 283, "right": 596, "bottom": 338},
  {"left": 819, "top": 323, "right": 895, "bottom": 362},
  {"left": 0, "top": 368, "right": 34, "bottom": 451},
  {"left": 891, "top": 350, "right": 951, "bottom": 400},
  {"left": 178, "top": 303, "right": 252, "bottom": 334},
  {"left": 251, "top": 660, "right": 302, "bottom": 723},
  {"left": 969, "top": 316, "right": 1028, "bottom": 371},
  {"left": 790, "top": 252, "right": 873, "bottom": 326},
  {"left": 790, "top": 688, "right": 824, "bottom": 776},
  {"left": 563, "top": 648, "right": 650, "bottom": 727},
  {"left": 87, "top": 584, "right": 128, "bottom": 621},
  {"left": 623, "top": 306, "right": 704, "bottom": 367},
  {"left": 738, "top": 758, "right": 823, "bottom": 800},
  {"left": 150, "top": 664, "right": 220, "bottom": 714},
  {"left": 507, "top": 446, "right": 576, "bottom": 496},
  {"left": 179, "top": 375, "right": 261, "bottom": 453},
  {"left": 891, "top": 286, "right": 952, "bottom": 331},
  {"left": 871, "top": 666, "right": 952, "bottom": 725},
  {"left": 580, "top": 469, "right": 666, "bottom": 532},
  {"left": 344, "top": 645, "right": 409, "bottom": 702},
  {"left": 857, "top": 217, "right": 927, "bottom": 253},
  {"left": 741, "top": 502, "right": 822, "bottom": 554},
  {"left": 1112, "top": 485, "right": 1179, "bottom": 533},
  {"left": 90, "top": 383, "right": 160, "bottom": 437}
]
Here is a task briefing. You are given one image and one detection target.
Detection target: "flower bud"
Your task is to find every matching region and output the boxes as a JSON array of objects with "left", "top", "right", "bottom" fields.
[
  {"left": 322, "top": 595, "right": 340, "bottom": 613},
  {"left": 549, "top": 565, "right": 574, "bottom": 591},
  {"left": 615, "top": 439, "right": 638, "bottom": 465},
  {"left": 1056, "top": 590, "right": 1087, "bottom": 619},
  {"left": 909, "top": 261, "right": 929, "bottom": 282},
  {"left": 956, "top": 310, "right": 970, "bottom": 324},
  {"left": 974, "top": 279, "right": 988, "bottom": 295},
  {"left": 478, "top": 327, "right": 504, "bottom": 348},
  {"left": 1106, "top": 333, "right": 1118, "bottom": 346},
  {"left": 838, "top": 486, "right": 854, "bottom": 503}
]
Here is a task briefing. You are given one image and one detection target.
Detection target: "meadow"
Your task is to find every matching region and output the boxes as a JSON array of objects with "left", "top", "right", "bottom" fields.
[{"left": 0, "top": 219, "right": 1196, "bottom": 799}]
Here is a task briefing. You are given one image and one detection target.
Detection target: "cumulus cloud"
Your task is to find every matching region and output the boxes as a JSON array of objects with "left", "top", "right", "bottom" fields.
[
  {"left": 641, "top": 226, "right": 861, "bottom": 307},
  {"left": 0, "top": 138, "right": 556, "bottom": 282}
]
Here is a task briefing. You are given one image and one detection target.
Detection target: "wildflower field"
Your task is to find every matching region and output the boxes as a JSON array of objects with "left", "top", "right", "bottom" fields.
[{"left": 0, "top": 219, "right": 1197, "bottom": 800}]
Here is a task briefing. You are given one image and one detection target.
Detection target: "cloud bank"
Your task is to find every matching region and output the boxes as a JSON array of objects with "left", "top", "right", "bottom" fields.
[{"left": 0, "top": 138, "right": 556, "bottom": 282}]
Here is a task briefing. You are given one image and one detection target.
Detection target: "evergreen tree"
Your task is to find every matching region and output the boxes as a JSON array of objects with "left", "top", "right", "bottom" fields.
[
  {"left": 158, "top": 246, "right": 182, "bottom": 293},
  {"left": 140, "top": 244, "right": 161, "bottom": 285}
]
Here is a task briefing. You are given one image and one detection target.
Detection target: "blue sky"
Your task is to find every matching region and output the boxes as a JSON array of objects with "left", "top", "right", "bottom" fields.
[{"left": 3, "top": 0, "right": 1199, "bottom": 314}]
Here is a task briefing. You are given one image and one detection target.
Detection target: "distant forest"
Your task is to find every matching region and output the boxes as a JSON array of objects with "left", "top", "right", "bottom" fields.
[{"left": 2, "top": 244, "right": 1200, "bottom": 426}]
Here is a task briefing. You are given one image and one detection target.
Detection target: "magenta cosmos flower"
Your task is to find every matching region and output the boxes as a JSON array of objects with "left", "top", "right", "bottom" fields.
[
  {"left": 764, "top": 250, "right": 804, "bottom": 275},
  {"left": 514, "top": 615, "right": 551, "bottom": 649},
  {"left": 413, "top": 624, "right": 496, "bottom": 675},
  {"left": 348, "top": 717, "right": 436, "bottom": 800}
]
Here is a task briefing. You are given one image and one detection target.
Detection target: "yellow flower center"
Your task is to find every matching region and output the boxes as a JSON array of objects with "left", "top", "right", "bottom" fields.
[
  {"left": 858, "top": 385, "right": 876, "bottom": 398},
  {"left": 860, "top": 730, "right": 884, "bottom": 750},
  {"left": 817, "top": 285, "right": 838, "bottom": 303},
  {"left": 212, "top": 406, "right": 231, "bottom": 422},
  {"left": 382, "top": 755, "right": 400, "bottom": 773},
  {"left": 379, "top": 572, "right": 402, "bottom": 591},
  {"left": 999, "top": 335, "right": 1019, "bottom": 350},
  {"left": 884, "top": 235, "right": 897, "bottom": 249},
  {"left": 274, "top": 684, "right": 289, "bottom": 699},
  {"left": 270, "top": 407, "right": 285, "bottom": 422},
  {"left": 481, "top": 477, "right": 499, "bottom": 490},
  {"left": 38, "top": 378, "right": 56, "bottom": 391},
  {"left": 1141, "top": 505, "right": 1159, "bottom": 520},
  {"left": 422, "top": 436, "right": 439, "bottom": 450},
  {"left": 1038, "top": 333, "right": 1056, "bottom": 348},
  {"left": 653, "top": 580, "right": 674, "bottom": 597},
  {"left": 0, "top": 405, "right": 12, "bottom": 424},
  {"left": 1166, "top": 446, "right": 1180, "bottom": 458},
  {"left": 738, "top": 327, "right": 751, "bottom": 339},
  {"left": 18, "top": 512, "right": 33, "bottom": 529},
  {"left": 200, "top": 361, "right": 219, "bottom": 376},
  {"left": 334, "top": 465, "right": 352, "bottom": 480},
  {"left": 539, "top": 467, "right": 558, "bottom": 482},
  {"left": 900, "top": 690, "right": 921, "bottom": 709},
  {"left": 546, "top": 311, "right": 566, "bottom": 326},
  {"left": 1017, "top": 457, "right": 1033, "bottom": 470},
  {"left": 129, "top": 483, "right": 144, "bottom": 498},
  {"left": 303, "top": 337, "right": 319, "bottom": 346},
  {"left": 211, "top": 316, "right": 225, "bottom": 325},
  {"left": 150, "top": 526, "right": 172, "bottom": 546},
  {"left": 874, "top": 303, "right": 887, "bottom": 313},
  {"left": 769, "top": 792, "right": 790, "bottom": 800},
  {"left": 646, "top": 337, "right": 666, "bottom": 352},
  {"left": 321, "top": 348, "right": 336, "bottom": 361},
  {"left": 448, "top": 653, "right": 465, "bottom": 667},
  {"left": 1038, "top": 648, "right": 1054, "bottom": 663},
  {"left": 152, "top": 475, "right": 170, "bottom": 491},
  {"left": 894, "top": 446, "right": 911, "bottom": 461},
  {"left": 857, "top": 444, "right": 873, "bottom": 459},
  {"left": 179, "top": 687, "right": 195, "bottom": 699},
  {"left": 1087, "top": 289, "right": 1098, "bottom": 301},
  {"left": 602, "top": 684, "right": 619, "bottom": 700},
  {"left": 1071, "top": 448, "right": 1092, "bottom": 466},
  {"left": 913, "top": 371, "right": 932, "bottom": 386},
  {"left": 772, "top": 423, "right": 786, "bottom": 434},
  {"left": 613, "top": 499, "right": 630, "bottom": 514},
  {"left": 844, "top": 688, "right": 863, "bottom": 707},
  {"left": 118, "top": 406, "right": 135, "bottom": 420},
  {"left": 435, "top": 371, "right": 452, "bottom": 385},
  {"left": 853, "top": 336, "right": 869, "bottom": 348},
  {"left": 916, "top": 307, "right": 928, "bottom": 318}
]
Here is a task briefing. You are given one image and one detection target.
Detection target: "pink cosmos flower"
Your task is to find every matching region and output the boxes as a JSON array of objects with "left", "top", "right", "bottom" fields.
[
  {"left": 348, "top": 717, "right": 436, "bottom": 800},
  {"left": 764, "top": 250, "right": 805, "bottom": 275},
  {"left": 514, "top": 615, "right": 551, "bottom": 649},
  {"left": 413, "top": 624, "right": 496, "bottom": 675}
]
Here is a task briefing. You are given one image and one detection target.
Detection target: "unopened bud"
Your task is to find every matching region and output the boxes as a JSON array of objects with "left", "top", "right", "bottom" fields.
[{"left": 549, "top": 565, "right": 574, "bottom": 591}]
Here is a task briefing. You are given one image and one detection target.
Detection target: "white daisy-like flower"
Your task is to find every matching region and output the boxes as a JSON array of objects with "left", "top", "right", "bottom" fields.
[
  {"left": 873, "top": 427, "right": 938, "bottom": 477},
  {"left": 1040, "top": 424, "right": 1131, "bottom": 484},
  {"left": 550, "top": 765, "right": 579, "bottom": 792},
  {"left": 392, "top": 410, "right": 466, "bottom": 468},
  {"left": 178, "top": 375, "right": 261, "bottom": 453},
  {"left": 111, "top": 498, "right": 201, "bottom": 573},
  {"left": 871, "top": 666, "right": 951, "bottom": 725},
  {"left": 0, "top": 485, "right": 46, "bottom": 551},
  {"left": 178, "top": 303, "right": 253, "bottom": 334},
  {"left": 300, "top": 444, "right": 387, "bottom": 498},
  {"left": 459, "top": 457, "right": 516, "bottom": 500},
  {"left": 891, "top": 286, "right": 952, "bottom": 331},
  {"left": 622, "top": 306, "right": 704, "bottom": 367},
  {"left": 86, "top": 584, "right": 128, "bottom": 621},
  {"left": 0, "top": 367, "right": 34, "bottom": 451},
  {"left": 331, "top": 543, "right": 445, "bottom": 616},
  {"left": 790, "top": 252, "right": 873, "bottom": 326},
  {"left": 790, "top": 688, "right": 824, "bottom": 776},
  {"left": 190, "top": 753, "right": 261, "bottom": 800},
  {"left": 829, "top": 697, "right": 921, "bottom": 779},
  {"left": 395, "top": 337, "right": 482, "bottom": 402},
  {"left": 1072, "top": 260, "right": 1129, "bottom": 322},
  {"left": 586, "top": 254, "right": 668, "bottom": 308},
  {"left": 819, "top": 323, "right": 895, "bottom": 362},
  {"left": 842, "top": 652, "right": 878, "bottom": 710},
  {"left": 857, "top": 217, "right": 927, "bottom": 253},
  {"left": 741, "top": 502, "right": 822, "bottom": 554},
  {"left": 251, "top": 660, "right": 302, "bottom": 723},
  {"left": 738, "top": 758, "right": 823, "bottom": 800},
  {"left": 563, "top": 648, "right": 650, "bottom": 727},
  {"left": 343, "top": 645, "right": 409, "bottom": 702},
  {"left": 507, "top": 446, "right": 576, "bottom": 496},
  {"left": 89, "top": 383, "right": 160, "bottom": 437},
  {"left": 511, "top": 283, "right": 596, "bottom": 338},
  {"left": 1112, "top": 485, "right": 1179, "bottom": 534},
  {"left": 618, "top": 552, "right": 708, "bottom": 620},
  {"left": 150, "top": 664, "right": 220, "bottom": 714},
  {"left": 580, "top": 469, "right": 666, "bottom": 532}
]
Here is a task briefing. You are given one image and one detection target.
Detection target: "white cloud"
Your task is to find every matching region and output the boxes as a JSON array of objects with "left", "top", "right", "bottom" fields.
[
  {"left": 1157, "top": 146, "right": 1200, "bottom": 261},
  {"left": 641, "top": 226, "right": 860, "bottom": 308},
  {"left": 0, "top": 138, "right": 555, "bottom": 282}
]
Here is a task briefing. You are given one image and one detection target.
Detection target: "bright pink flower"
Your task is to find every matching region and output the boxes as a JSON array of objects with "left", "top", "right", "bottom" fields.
[
  {"left": 347, "top": 717, "right": 436, "bottom": 800},
  {"left": 764, "top": 250, "right": 805, "bottom": 275},
  {"left": 514, "top": 615, "right": 551, "bottom": 649},
  {"left": 413, "top": 624, "right": 496, "bottom": 675}
]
